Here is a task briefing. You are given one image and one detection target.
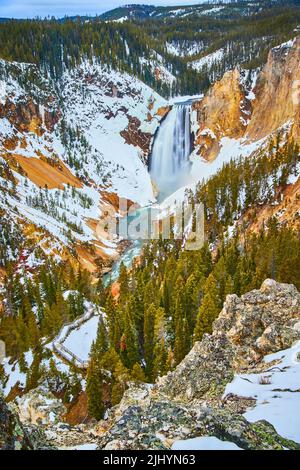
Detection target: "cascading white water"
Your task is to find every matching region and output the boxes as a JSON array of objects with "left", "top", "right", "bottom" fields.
[
  {"left": 105, "top": 104, "right": 193, "bottom": 284},
  {"left": 150, "top": 103, "right": 192, "bottom": 200}
]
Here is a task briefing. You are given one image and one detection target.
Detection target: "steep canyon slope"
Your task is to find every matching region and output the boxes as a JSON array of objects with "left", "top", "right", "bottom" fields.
[
  {"left": 0, "top": 59, "right": 166, "bottom": 276},
  {"left": 192, "top": 37, "right": 300, "bottom": 162}
]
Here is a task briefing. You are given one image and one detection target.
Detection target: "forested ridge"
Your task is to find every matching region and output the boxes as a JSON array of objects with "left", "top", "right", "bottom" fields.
[
  {"left": 0, "top": 1, "right": 299, "bottom": 96},
  {"left": 0, "top": 18, "right": 204, "bottom": 96}
]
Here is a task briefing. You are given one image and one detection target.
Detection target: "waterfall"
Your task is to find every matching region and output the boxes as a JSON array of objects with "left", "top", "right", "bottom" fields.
[{"left": 150, "top": 103, "right": 192, "bottom": 200}]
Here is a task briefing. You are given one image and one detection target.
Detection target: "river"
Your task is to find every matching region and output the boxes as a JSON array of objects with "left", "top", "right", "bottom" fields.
[{"left": 104, "top": 100, "right": 194, "bottom": 286}]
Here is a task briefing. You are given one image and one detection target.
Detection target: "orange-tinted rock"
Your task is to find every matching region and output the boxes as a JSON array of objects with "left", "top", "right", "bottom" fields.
[
  {"left": 156, "top": 105, "right": 171, "bottom": 118},
  {"left": 193, "top": 68, "right": 248, "bottom": 161},
  {"left": 10, "top": 154, "right": 82, "bottom": 190},
  {"left": 247, "top": 38, "right": 300, "bottom": 142}
]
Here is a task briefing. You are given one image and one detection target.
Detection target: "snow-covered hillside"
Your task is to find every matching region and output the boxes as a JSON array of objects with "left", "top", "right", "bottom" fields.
[{"left": 0, "top": 58, "right": 166, "bottom": 269}]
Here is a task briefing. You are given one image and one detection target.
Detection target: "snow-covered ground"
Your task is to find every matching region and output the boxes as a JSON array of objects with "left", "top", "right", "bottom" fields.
[
  {"left": 191, "top": 48, "right": 225, "bottom": 72},
  {"left": 224, "top": 340, "right": 300, "bottom": 444},
  {"left": 61, "top": 443, "right": 98, "bottom": 450},
  {"left": 62, "top": 315, "right": 100, "bottom": 363},
  {"left": 1, "top": 351, "right": 33, "bottom": 396},
  {"left": 172, "top": 436, "right": 242, "bottom": 450},
  {"left": 172, "top": 341, "right": 300, "bottom": 450},
  {"left": 166, "top": 41, "right": 206, "bottom": 58},
  {"left": 0, "top": 58, "right": 167, "bottom": 259},
  {"left": 191, "top": 136, "right": 262, "bottom": 182}
]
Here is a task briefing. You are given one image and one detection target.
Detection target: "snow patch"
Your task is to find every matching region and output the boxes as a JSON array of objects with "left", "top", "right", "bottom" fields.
[
  {"left": 224, "top": 340, "right": 300, "bottom": 444},
  {"left": 172, "top": 436, "right": 242, "bottom": 450}
]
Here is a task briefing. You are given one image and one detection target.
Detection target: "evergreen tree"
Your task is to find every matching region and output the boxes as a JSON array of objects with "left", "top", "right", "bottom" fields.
[
  {"left": 194, "top": 274, "right": 220, "bottom": 342},
  {"left": 143, "top": 303, "right": 156, "bottom": 379},
  {"left": 120, "top": 301, "right": 139, "bottom": 369},
  {"left": 131, "top": 363, "right": 147, "bottom": 383},
  {"left": 86, "top": 355, "right": 105, "bottom": 421}
]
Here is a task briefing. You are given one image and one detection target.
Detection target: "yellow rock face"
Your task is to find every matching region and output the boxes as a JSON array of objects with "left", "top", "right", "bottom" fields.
[
  {"left": 247, "top": 37, "right": 300, "bottom": 142},
  {"left": 193, "top": 37, "right": 300, "bottom": 162},
  {"left": 10, "top": 154, "right": 82, "bottom": 190},
  {"left": 193, "top": 68, "right": 247, "bottom": 161}
]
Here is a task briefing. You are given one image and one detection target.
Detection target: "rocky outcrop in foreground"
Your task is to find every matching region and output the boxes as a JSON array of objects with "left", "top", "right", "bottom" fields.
[
  {"left": 0, "top": 393, "right": 52, "bottom": 450},
  {"left": 96, "top": 280, "right": 300, "bottom": 450}
]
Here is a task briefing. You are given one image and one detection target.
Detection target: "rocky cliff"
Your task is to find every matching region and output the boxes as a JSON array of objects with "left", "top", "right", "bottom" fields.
[
  {"left": 192, "top": 37, "right": 300, "bottom": 161},
  {"left": 193, "top": 68, "right": 249, "bottom": 161},
  {"left": 247, "top": 38, "right": 300, "bottom": 142}
]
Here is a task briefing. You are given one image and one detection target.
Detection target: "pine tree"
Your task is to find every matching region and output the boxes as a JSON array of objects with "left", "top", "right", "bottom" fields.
[
  {"left": 224, "top": 275, "right": 234, "bottom": 297},
  {"left": 131, "top": 363, "right": 146, "bottom": 383},
  {"left": 194, "top": 274, "right": 220, "bottom": 342},
  {"left": 25, "top": 353, "right": 41, "bottom": 391},
  {"left": 174, "top": 313, "right": 190, "bottom": 365},
  {"left": 42, "top": 302, "right": 63, "bottom": 337},
  {"left": 111, "top": 359, "right": 131, "bottom": 406},
  {"left": 93, "top": 318, "right": 109, "bottom": 360},
  {"left": 105, "top": 292, "right": 119, "bottom": 351},
  {"left": 143, "top": 303, "right": 156, "bottom": 379},
  {"left": 120, "top": 302, "right": 139, "bottom": 369},
  {"left": 118, "top": 262, "right": 129, "bottom": 302},
  {"left": 96, "top": 278, "right": 106, "bottom": 306},
  {"left": 86, "top": 354, "right": 105, "bottom": 421},
  {"left": 27, "top": 312, "right": 40, "bottom": 349}
]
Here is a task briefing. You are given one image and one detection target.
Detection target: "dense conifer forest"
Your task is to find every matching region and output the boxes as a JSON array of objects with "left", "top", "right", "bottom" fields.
[{"left": 0, "top": 2, "right": 299, "bottom": 96}]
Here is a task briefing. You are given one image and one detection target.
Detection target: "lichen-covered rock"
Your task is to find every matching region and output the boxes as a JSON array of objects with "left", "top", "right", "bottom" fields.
[
  {"left": 98, "top": 398, "right": 199, "bottom": 450},
  {"left": 198, "top": 409, "right": 300, "bottom": 451},
  {"left": 97, "top": 399, "right": 300, "bottom": 450},
  {"left": 41, "top": 422, "right": 99, "bottom": 449},
  {"left": 157, "top": 280, "right": 300, "bottom": 402},
  {"left": 17, "top": 387, "right": 66, "bottom": 426},
  {"left": 0, "top": 393, "right": 33, "bottom": 450},
  {"left": 157, "top": 333, "right": 235, "bottom": 401},
  {"left": 214, "top": 279, "right": 300, "bottom": 367}
]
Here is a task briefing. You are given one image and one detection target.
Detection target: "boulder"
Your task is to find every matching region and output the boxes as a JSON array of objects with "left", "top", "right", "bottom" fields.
[{"left": 17, "top": 387, "right": 65, "bottom": 426}]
